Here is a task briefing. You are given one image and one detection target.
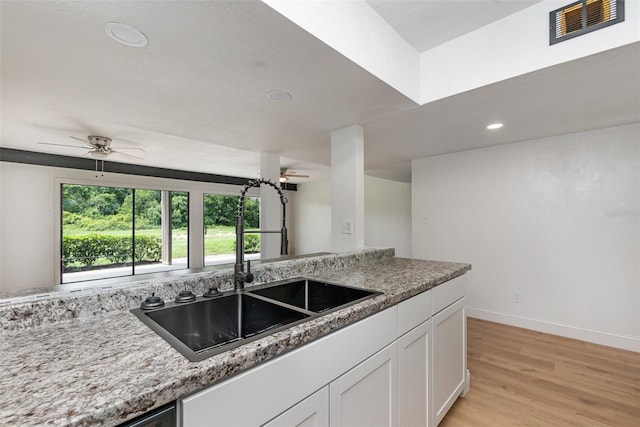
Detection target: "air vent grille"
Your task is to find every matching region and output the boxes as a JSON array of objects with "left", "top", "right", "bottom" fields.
[{"left": 550, "top": 0, "right": 624, "bottom": 45}]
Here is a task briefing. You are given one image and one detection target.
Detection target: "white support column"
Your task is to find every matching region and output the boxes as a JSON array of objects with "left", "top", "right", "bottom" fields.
[
  {"left": 260, "top": 152, "right": 281, "bottom": 260},
  {"left": 189, "top": 189, "right": 204, "bottom": 269},
  {"left": 161, "top": 191, "right": 172, "bottom": 265},
  {"left": 331, "top": 125, "right": 365, "bottom": 253}
]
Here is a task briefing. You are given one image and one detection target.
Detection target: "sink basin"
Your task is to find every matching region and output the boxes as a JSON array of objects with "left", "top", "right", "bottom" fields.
[
  {"left": 248, "top": 279, "right": 381, "bottom": 313},
  {"left": 132, "top": 278, "right": 381, "bottom": 362},
  {"left": 132, "top": 293, "right": 309, "bottom": 361}
]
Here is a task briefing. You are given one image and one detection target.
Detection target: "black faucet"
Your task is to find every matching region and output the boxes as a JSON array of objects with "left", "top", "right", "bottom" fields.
[{"left": 234, "top": 178, "right": 288, "bottom": 291}]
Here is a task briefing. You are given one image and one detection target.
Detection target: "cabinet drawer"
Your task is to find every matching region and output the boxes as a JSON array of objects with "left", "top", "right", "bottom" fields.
[
  {"left": 398, "top": 290, "right": 432, "bottom": 337},
  {"left": 432, "top": 274, "right": 466, "bottom": 315}
]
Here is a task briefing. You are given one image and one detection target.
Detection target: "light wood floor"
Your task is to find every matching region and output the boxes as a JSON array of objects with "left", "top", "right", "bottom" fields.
[{"left": 440, "top": 318, "right": 640, "bottom": 427}]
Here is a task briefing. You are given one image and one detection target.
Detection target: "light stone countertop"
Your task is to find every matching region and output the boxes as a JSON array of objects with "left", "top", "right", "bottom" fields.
[{"left": 0, "top": 253, "right": 470, "bottom": 426}]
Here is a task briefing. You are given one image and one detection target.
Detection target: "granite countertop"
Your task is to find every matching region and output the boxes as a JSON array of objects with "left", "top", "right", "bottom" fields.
[{"left": 0, "top": 254, "right": 470, "bottom": 426}]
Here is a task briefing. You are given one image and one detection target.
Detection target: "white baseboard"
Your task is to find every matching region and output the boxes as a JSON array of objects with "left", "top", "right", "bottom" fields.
[{"left": 466, "top": 308, "right": 640, "bottom": 353}]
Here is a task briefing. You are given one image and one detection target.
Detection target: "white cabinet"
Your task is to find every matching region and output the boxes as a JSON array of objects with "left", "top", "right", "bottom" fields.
[
  {"left": 181, "top": 274, "right": 469, "bottom": 427},
  {"left": 329, "top": 343, "right": 397, "bottom": 427},
  {"left": 433, "top": 297, "right": 467, "bottom": 425},
  {"left": 398, "top": 318, "right": 433, "bottom": 427},
  {"left": 181, "top": 307, "right": 397, "bottom": 427},
  {"left": 263, "top": 387, "right": 329, "bottom": 427}
]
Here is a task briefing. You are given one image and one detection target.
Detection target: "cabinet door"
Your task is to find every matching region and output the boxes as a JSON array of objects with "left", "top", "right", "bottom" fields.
[
  {"left": 330, "top": 342, "right": 397, "bottom": 427},
  {"left": 263, "top": 386, "right": 329, "bottom": 427},
  {"left": 433, "top": 297, "right": 466, "bottom": 425},
  {"left": 398, "top": 319, "right": 432, "bottom": 427}
]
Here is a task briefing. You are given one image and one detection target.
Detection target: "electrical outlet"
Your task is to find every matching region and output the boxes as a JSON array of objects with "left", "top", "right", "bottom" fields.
[
  {"left": 512, "top": 290, "right": 521, "bottom": 303},
  {"left": 341, "top": 219, "right": 353, "bottom": 234}
]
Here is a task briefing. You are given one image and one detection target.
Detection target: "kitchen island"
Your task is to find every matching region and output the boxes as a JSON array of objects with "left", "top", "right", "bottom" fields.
[{"left": 0, "top": 249, "right": 470, "bottom": 426}]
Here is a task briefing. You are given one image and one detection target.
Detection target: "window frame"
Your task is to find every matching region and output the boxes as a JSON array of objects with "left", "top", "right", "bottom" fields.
[
  {"left": 54, "top": 175, "right": 261, "bottom": 289},
  {"left": 55, "top": 177, "right": 193, "bottom": 287}
]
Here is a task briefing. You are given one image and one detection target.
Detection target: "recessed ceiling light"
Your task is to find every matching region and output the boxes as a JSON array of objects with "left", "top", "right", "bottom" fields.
[
  {"left": 104, "top": 22, "right": 148, "bottom": 47},
  {"left": 266, "top": 90, "right": 292, "bottom": 103},
  {"left": 486, "top": 122, "right": 504, "bottom": 130}
]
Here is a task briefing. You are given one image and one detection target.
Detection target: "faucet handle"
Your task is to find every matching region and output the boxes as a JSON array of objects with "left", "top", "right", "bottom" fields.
[{"left": 245, "top": 260, "right": 254, "bottom": 284}]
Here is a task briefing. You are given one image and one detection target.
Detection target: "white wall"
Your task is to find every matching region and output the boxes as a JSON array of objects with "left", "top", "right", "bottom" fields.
[
  {"left": 0, "top": 162, "right": 56, "bottom": 292},
  {"left": 364, "top": 176, "right": 411, "bottom": 258},
  {"left": 0, "top": 162, "right": 265, "bottom": 294},
  {"left": 412, "top": 123, "right": 639, "bottom": 351},
  {"left": 294, "top": 175, "right": 411, "bottom": 258}
]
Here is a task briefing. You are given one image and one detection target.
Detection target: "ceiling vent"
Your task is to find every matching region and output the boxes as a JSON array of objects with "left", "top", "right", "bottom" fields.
[{"left": 550, "top": 0, "right": 624, "bottom": 45}]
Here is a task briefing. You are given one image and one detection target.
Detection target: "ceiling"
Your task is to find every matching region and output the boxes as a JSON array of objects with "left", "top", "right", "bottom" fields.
[
  {"left": 366, "top": 0, "right": 542, "bottom": 52},
  {"left": 1, "top": 1, "right": 638, "bottom": 184}
]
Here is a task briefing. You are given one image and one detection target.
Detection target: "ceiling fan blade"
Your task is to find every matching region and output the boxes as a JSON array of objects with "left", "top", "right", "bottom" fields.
[
  {"left": 111, "top": 149, "right": 143, "bottom": 160},
  {"left": 69, "top": 136, "right": 96, "bottom": 148},
  {"left": 110, "top": 146, "right": 146, "bottom": 153},
  {"left": 281, "top": 169, "right": 310, "bottom": 178},
  {"left": 37, "top": 142, "right": 86, "bottom": 149}
]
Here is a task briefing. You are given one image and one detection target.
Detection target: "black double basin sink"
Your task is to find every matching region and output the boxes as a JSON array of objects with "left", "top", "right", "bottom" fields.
[{"left": 132, "top": 278, "right": 381, "bottom": 361}]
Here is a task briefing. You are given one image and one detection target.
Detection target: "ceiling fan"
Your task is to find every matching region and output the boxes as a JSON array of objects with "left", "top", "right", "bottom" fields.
[
  {"left": 280, "top": 168, "right": 309, "bottom": 182},
  {"left": 37, "top": 135, "right": 145, "bottom": 160}
]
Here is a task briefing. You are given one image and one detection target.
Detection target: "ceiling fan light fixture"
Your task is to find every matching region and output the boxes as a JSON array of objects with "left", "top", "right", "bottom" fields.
[
  {"left": 104, "top": 22, "right": 148, "bottom": 47},
  {"left": 89, "top": 151, "right": 109, "bottom": 160},
  {"left": 279, "top": 175, "right": 288, "bottom": 183}
]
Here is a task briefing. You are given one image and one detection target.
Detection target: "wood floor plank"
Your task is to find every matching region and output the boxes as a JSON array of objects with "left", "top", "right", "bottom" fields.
[{"left": 439, "top": 318, "right": 640, "bottom": 427}]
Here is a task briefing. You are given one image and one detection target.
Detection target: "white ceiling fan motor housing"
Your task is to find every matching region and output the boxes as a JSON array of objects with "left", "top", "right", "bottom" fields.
[{"left": 88, "top": 135, "right": 112, "bottom": 148}]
